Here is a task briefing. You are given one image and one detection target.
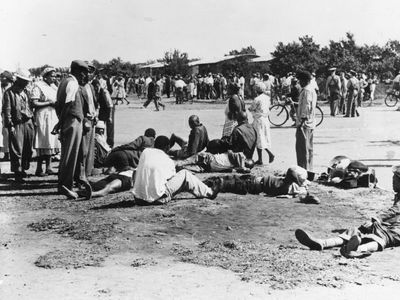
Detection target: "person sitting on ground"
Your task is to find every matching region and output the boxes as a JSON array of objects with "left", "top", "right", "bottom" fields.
[
  {"left": 295, "top": 165, "right": 400, "bottom": 258},
  {"left": 104, "top": 128, "right": 155, "bottom": 172},
  {"left": 203, "top": 165, "right": 317, "bottom": 201},
  {"left": 94, "top": 121, "right": 111, "bottom": 169},
  {"left": 169, "top": 115, "right": 209, "bottom": 159},
  {"left": 175, "top": 146, "right": 254, "bottom": 173},
  {"left": 132, "top": 135, "right": 220, "bottom": 205},
  {"left": 228, "top": 111, "right": 257, "bottom": 159}
]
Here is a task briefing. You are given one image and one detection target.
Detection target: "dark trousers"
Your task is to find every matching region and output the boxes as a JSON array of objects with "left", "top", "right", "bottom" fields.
[
  {"left": 8, "top": 119, "right": 34, "bottom": 173},
  {"left": 346, "top": 92, "right": 359, "bottom": 117},
  {"left": 144, "top": 96, "right": 164, "bottom": 110},
  {"left": 58, "top": 117, "right": 83, "bottom": 190},
  {"left": 329, "top": 93, "right": 341, "bottom": 116},
  {"left": 295, "top": 126, "right": 313, "bottom": 171},
  {"left": 84, "top": 121, "right": 95, "bottom": 176}
]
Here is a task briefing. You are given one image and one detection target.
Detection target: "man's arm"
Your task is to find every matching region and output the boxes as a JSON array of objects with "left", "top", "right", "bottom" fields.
[
  {"left": 187, "top": 128, "right": 200, "bottom": 156},
  {"left": 3, "top": 91, "right": 13, "bottom": 128}
]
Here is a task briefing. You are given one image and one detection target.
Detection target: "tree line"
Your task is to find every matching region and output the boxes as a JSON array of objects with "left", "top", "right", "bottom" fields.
[{"left": 29, "top": 33, "right": 400, "bottom": 79}]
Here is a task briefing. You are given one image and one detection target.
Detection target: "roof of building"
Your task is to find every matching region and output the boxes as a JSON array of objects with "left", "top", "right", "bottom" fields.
[
  {"left": 138, "top": 62, "right": 165, "bottom": 69},
  {"left": 249, "top": 55, "right": 273, "bottom": 63},
  {"left": 189, "top": 54, "right": 259, "bottom": 66}
]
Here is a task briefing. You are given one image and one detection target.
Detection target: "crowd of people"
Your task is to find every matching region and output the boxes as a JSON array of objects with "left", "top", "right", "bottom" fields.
[{"left": 1, "top": 59, "right": 399, "bottom": 260}]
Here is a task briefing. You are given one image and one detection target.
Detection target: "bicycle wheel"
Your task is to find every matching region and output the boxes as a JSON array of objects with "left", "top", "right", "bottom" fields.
[
  {"left": 269, "top": 104, "right": 289, "bottom": 126},
  {"left": 385, "top": 94, "right": 398, "bottom": 107},
  {"left": 315, "top": 106, "right": 324, "bottom": 127}
]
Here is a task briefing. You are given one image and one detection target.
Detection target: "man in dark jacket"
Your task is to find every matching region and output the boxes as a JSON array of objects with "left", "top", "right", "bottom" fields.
[
  {"left": 2, "top": 70, "right": 34, "bottom": 182},
  {"left": 229, "top": 112, "right": 257, "bottom": 159},
  {"left": 169, "top": 115, "right": 209, "bottom": 159},
  {"left": 104, "top": 128, "right": 156, "bottom": 172}
]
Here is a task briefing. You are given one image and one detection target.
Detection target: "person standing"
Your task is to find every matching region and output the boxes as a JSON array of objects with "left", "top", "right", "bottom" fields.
[
  {"left": 56, "top": 60, "right": 91, "bottom": 199},
  {"left": 248, "top": 82, "right": 274, "bottom": 165},
  {"left": 1, "top": 71, "right": 14, "bottom": 161},
  {"left": 238, "top": 73, "right": 245, "bottom": 100},
  {"left": 339, "top": 72, "right": 348, "bottom": 115},
  {"left": 344, "top": 70, "right": 360, "bottom": 118},
  {"left": 325, "top": 67, "right": 341, "bottom": 117},
  {"left": 295, "top": 71, "right": 317, "bottom": 171},
  {"left": 30, "top": 67, "right": 60, "bottom": 176},
  {"left": 222, "top": 82, "right": 245, "bottom": 138},
  {"left": 2, "top": 70, "right": 35, "bottom": 182}
]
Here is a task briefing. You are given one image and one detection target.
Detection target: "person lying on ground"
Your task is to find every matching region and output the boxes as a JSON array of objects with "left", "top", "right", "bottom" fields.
[
  {"left": 228, "top": 111, "right": 257, "bottom": 159},
  {"left": 175, "top": 148, "right": 254, "bottom": 173},
  {"left": 169, "top": 115, "right": 209, "bottom": 159},
  {"left": 132, "top": 135, "right": 220, "bottom": 206},
  {"left": 203, "top": 165, "right": 318, "bottom": 202},
  {"left": 78, "top": 168, "right": 134, "bottom": 199},
  {"left": 104, "top": 128, "right": 155, "bottom": 172},
  {"left": 295, "top": 165, "right": 400, "bottom": 258}
]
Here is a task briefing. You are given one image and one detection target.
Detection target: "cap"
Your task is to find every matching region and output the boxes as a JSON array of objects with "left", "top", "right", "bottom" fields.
[
  {"left": 41, "top": 67, "right": 56, "bottom": 77},
  {"left": 70, "top": 60, "right": 89, "bottom": 71},
  {"left": 350, "top": 70, "right": 357, "bottom": 76},
  {"left": 95, "top": 120, "right": 106, "bottom": 129},
  {"left": 15, "top": 69, "right": 32, "bottom": 82},
  {"left": 328, "top": 67, "right": 337, "bottom": 72},
  {"left": 1, "top": 70, "right": 14, "bottom": 82}
]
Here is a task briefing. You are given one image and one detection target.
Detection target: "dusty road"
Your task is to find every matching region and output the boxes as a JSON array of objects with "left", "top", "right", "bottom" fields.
[{"left": 1, "top": 97, "right": 400, "bottom": 299}]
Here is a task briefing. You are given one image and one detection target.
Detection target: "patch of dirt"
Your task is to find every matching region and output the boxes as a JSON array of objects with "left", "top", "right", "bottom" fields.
[
  {"left": 35, "top": 247, "right": 105, "bottom": 269},
  {"left": 131, "top": 258, "right": 158, "bottom": 268}
]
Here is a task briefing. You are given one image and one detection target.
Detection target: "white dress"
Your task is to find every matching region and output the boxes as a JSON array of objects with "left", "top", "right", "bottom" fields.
[
  {"left": 249, "top": 93, "right": 271, "bottom": 149},
  {"left": 30, "top": 81, "right": 60, "bottom": 155}
]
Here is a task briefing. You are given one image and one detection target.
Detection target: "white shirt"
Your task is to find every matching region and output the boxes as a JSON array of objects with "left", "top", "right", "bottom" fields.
[
  {"left": 145, "top": 76, "right": 152, "bottom": 86},
  {"left": 393, "top": 74, "right": 400, "bottom": 83},
  {"left": 239, "top": 76, "right": 245, "bottom": 88},
  {"left": 310, "top": 78, "right": 319, "bottom": 92},
  {"left": 132, "top": 148, "right": 176, "bottom": 202},
  {"left": 65, "top": 75, "right": 79, "bottom": 103},
  {"left": 175, "top": 79, "right": 186, "bottom": 89}
]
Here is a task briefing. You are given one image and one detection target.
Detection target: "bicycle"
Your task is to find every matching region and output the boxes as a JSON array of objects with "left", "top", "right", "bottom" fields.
[
  {"left": 384, "top": 89, "right": 400, "bottom": 107},
  {"left": 269, "top": 97, "right": 324, "bottom": 127}
]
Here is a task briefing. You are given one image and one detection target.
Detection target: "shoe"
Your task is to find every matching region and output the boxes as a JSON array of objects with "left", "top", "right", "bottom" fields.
[
  {"left": 35, "top": 171, "right": 47, "bottom": 177},
  {"left": 295, "top": 229, "right": 323, "bottom": 250},
  {"left": 208, "top": 178, "right": 222, "bottom": 200},
  {"left": 59, "top": 185, "right": 78, "bottom": 200},
  {"left": 255, "top": 160, "right": 263, "bottom": 166},
  {"left": 14, "top": 174, "right": 25, "bottom": 183},
  {"left": 299, "top": 194, "right": 321, "bottom": 205},
  {"left": 46, "top": 169, "right": 57, "bottom": 175},
  {"left": 269, "top": 154, "right": 275, "bottom": 164},
  {"left": 343, "top": 115, "right": 350, "bottom": 118},
  {"left": 340, "top": 235, "right": 361, "bottom": 258}
]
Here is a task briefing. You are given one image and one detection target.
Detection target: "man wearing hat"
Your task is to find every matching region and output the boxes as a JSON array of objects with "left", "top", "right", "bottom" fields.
[
  {"left": 325, "top": 67, "right": 341, "bottom": 116},
  {"left": 344, "top": 70, "right": 360, "bottom": 118},
  {"left": 295, "top": 70, "right": 317, "bottom": 171},
  {"left": 56, "top": 60, "right": 91, "bottom": 199},
  {"left": 1, "top": 71, "right": 15, "bottom": 161},
  {"left": 3, "top": 69, "right": 35, "bottom": 182}
]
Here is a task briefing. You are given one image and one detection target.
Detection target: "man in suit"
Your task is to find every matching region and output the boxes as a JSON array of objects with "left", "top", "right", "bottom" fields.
[{"left": 56, "top": 60, "right": 91, "bottom": 199}]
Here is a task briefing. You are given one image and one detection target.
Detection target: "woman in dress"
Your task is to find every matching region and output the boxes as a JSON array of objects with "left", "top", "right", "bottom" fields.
[
  {"left": 30, "top": 67, "right": 60, "bottom": 176},
  {"left": 248, "top": 82, "right": 275, "bottom": 165},
  {"left": 112, "top": 76, "right": 129, "bottom": 105},
  {"left": 222, "top": 82, "right": 245, "bottom": 138}
]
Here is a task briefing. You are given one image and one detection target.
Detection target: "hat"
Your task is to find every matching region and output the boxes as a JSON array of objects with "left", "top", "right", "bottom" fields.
[
  {"left": 70, "top": 60, "right": 89, "bottom": 71},
  {"left": 350, "top": 70, "right": 357, "bottom": 76},
  {"left": 95, "top": 120, "right": 106, "bottom": 129},
  {"left": 41, "top": 67, "right": 56, "bottom": 77},
  {"left": 1, "top": 70, "right": 14, "bottom": 82},
  {"left": 15, "top": 69, "right": 32, "bottom": 82},
  {"left": 328, "top": 67, "right": 337, "bottom": 72},
  {"left": 87, "top": 62, "right": 96, "bottom": 73}
]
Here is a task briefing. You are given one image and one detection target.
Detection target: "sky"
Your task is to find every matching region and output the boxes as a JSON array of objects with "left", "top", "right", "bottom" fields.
[{"left": 0, "top": 0, "right": 399, "bottom": 70}]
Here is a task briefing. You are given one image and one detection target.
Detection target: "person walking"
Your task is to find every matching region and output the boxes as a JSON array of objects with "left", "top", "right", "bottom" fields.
[
  {"left": 248, "top": 82, "right": 274, "bottom": 165},
  {"left": 30, "top": 67, "right": 60, "bottom": 176},
  {"left": 295, "top": 71, "right": 317, "bottom": 171}
]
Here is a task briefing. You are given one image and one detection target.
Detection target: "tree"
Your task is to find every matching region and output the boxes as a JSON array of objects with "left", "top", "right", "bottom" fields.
[
  {"left": 227, "top": 45, "right": 257, "bottom": 56},
  {"left": 163, "top": 49, "right": 190, "bottom": 75},
  {"left": 270, "top": 35, "right": 322, "bottom": 76}
]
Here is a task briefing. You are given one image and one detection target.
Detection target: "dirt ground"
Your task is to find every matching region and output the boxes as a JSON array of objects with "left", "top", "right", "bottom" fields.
[{"left": 1, "top": 95, "right": 400, "bottom": 299}]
